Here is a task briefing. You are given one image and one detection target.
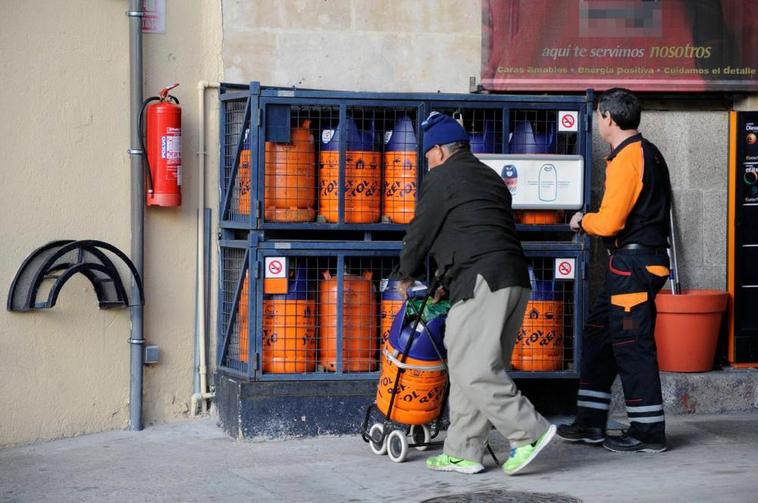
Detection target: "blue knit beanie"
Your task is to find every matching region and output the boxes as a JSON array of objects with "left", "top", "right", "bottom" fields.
[{"left": 421, "top": 112, "right": 470, "bottom": 154}]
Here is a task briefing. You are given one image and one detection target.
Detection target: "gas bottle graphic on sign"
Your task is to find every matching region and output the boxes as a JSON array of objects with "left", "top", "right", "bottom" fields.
[
  {"left": 500, "top": 164, "right": 518, "bottom": 195},
  {"left": 538, "top": 164, "right": 557, "bottom": 202}
]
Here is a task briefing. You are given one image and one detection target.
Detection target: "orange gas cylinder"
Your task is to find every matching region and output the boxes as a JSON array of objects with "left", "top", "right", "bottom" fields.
[
  {"left": 514, "top": 210, "right": 564, "bottom": 225},
  {"left": 262, "top": 266, "right": 316, "bottom": 373},
  {"left": 319, "top": 117, "right": 380, "bottom": 223},
  {"left": 262, "top": 300, "right": 316, "bottom": 373},
  {"left": 238, "top": 146, "right": 252, "bottom": 215},
  {"left": 380, "top": 280, "right": 405, "bottom": 347},
  {"left": 264, "top": 120, "right": 317, "bottom": 222},
  {"left": 319, "top": 271, "right": 378, "bottom": 372},
  {"left": 239, "top": 271, "right": 250, "bottom": 362},
  {"left": 375, "top": 344, "right": 447, "bottom": 425},
  {"left": 511, "top": 299, "right": 564, "bottom": 371},
  {"left": 382, "top": 116, "right": 417, "bottom": 224}
]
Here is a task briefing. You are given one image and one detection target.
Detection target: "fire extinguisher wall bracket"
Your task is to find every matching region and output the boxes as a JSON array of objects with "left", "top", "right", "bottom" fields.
[{"left": 140, "top": 84, "right": 182, "bottom": 207}]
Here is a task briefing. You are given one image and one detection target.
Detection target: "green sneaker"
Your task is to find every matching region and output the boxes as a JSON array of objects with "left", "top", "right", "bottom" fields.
[
  {"left": 503, "top": 424, "right": 556, "bottom": 475},
  {"left": 426, "top": 453, "right": 485, "bottom": 474}
]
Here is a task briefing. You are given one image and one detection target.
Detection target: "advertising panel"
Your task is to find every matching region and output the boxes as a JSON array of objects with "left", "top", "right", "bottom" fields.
[{"left": 482, "top": 0, "right": 757, "bottom": 91}]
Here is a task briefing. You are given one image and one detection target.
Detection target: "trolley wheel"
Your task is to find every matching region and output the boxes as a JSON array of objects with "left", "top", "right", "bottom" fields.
[
  {"left": 410, "top": 424, "right": 431, "bottom": 451},
  {"left": 387, "top": 430, "right": 409, "bottom": 463},
  {"left": 368, "top": 423, "right": 387, "bottom": 455}
]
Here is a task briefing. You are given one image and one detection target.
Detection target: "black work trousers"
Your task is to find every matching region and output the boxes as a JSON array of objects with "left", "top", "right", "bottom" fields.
[{"left": 575, "top": 249, "right": 670, "bottom": 443}]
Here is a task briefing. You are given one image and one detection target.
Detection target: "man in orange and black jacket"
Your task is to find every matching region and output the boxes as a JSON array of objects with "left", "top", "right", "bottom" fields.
[{"left": 558, "top": 88, "right": 673, "bottom": 453}]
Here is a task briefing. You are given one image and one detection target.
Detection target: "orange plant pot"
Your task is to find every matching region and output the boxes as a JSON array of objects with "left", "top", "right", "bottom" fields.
[{"left": 654, "top": 289, "right": 728, "bottom": 372}]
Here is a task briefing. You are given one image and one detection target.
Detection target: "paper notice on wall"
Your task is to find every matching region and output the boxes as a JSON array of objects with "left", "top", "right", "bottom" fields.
[
  {"left": 476, "top": 154, "right": 584, "bottom": 209},
  {"left": 142, "top": 0, "right": 166, "bottom": 34}
]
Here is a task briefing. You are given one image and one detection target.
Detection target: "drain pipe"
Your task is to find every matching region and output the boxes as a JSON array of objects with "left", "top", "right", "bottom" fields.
[
  {"left": 126, "top": 0, "right": 145, "bottom": 431},
  {"left": 191, "top": 80, "right": 220, "bottom": 415}
]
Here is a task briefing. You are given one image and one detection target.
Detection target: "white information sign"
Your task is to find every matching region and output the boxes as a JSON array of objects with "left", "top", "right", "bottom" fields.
[
  {"left": 558, "top": 111, "right": 579, "bottom": 132},
  {"left": 265, "top": 257, "right": 287, "bottom": 278},
  {"left": 555, "top": 258, "right": 576, "bottom": 280},
  {"left": 476, "top": 154, "right": 584, "bottom": 209}
]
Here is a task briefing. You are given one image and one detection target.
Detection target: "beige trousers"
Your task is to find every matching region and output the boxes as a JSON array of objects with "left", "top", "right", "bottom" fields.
[{"left": 443, "top": 275, "right": 551, "bottom": 462}]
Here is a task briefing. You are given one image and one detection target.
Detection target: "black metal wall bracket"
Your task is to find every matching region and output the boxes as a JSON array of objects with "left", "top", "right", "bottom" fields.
[{"left": 7, "top": 240, "right": 144, "bottom": 312}]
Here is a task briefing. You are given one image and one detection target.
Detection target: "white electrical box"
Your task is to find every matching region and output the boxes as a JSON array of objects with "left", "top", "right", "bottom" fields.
[{"left": 476, "top": 154, "right": 584, "bottom": 210}]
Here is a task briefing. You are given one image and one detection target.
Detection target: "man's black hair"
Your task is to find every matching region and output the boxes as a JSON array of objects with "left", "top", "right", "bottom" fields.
[{"left": 598, "top": 88, "right": 641, "bottom": 131}]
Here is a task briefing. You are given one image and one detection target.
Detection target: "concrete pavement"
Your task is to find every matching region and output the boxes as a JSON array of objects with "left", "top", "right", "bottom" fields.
[{"left": 1, "top": 413, "right": 757, "bottom": 502}]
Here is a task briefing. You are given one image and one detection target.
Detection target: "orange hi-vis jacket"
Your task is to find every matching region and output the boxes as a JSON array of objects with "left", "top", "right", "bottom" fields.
[{"left": 581, "top": 134, "right": 672, "bottom": 249}]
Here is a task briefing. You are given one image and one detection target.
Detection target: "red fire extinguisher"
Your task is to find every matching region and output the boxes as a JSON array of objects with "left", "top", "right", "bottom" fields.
[{"left": 140, "top": 83, "right": 181, "bottom": 206}]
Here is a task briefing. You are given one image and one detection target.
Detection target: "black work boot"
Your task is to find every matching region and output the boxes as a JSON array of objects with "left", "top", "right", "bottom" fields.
[
  {"left": 603, "top": 433, "right": 667, "bottom": 453},
  {"left": 556, "top": 423, "right": 605, "bottom": 444}
]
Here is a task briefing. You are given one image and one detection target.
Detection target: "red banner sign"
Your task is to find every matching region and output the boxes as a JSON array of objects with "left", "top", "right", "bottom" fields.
[{"left": 481, "top": 0, "right": 757, "bottom": 92}]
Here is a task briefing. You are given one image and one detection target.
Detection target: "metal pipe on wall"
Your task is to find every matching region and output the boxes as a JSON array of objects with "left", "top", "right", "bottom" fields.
[
  {"left": 192, "top": 80, "right": 220, "bottom": 415},
  {"left": 127, "top": 0, "right": 145, "bottom": 431}
]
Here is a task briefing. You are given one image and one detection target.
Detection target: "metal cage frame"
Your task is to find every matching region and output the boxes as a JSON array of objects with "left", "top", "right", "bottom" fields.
[
  {"left": 217, "top": 82, "right": 594, "bottom": 382},
  {"left": 218, "top": 237, "right": 586, "bottom": 381},
  {"left": 219, "top": 82, "right": 594, "bottom": 235}
]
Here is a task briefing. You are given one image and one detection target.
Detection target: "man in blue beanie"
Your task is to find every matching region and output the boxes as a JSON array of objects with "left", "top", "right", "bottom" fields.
[{"left": 394, "top": 112, "right": 556, "bottom": 475}]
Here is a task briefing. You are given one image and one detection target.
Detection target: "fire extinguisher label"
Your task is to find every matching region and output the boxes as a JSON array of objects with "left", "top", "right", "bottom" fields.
[{"left": 161, "top": 133, "right": 181, "bottom": 161}]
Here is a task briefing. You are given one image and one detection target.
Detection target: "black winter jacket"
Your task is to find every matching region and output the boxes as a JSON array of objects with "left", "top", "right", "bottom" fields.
[{"left": 395, "top": 149, "right": 530, "bottom": 304}]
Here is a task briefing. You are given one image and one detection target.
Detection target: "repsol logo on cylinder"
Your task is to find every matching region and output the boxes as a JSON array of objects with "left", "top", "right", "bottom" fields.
[
  {"left": 389, "top": 157, "right": 415, "bottom": 171},
  {"left": 517, "top": 329, "right": 562, "bottom": 347},
  {"left": 348, "top": 180, "right": 378, "bottom": 197},
  {"left": 320, "top": 179, "right": 338, "bottom": 195},
  {"left": 263, "top": 330, "right": 278, "bottom": 345},
  {"left": 384, "top": 181, "right": 416, "bottom": 197},
  {"left": 348, "top": 158, "right": 378, "bottom": 170}
]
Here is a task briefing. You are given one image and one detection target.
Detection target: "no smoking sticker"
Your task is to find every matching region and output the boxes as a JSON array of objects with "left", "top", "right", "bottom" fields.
[
  {"left": 555, "top": 258, "right": 575, "bottom": 280},
  {"left": 265, "top": 257, "right": 286, "bottom": 278},
  {"left": 558, "top": 111, "right": 578, "bottom": 132}
]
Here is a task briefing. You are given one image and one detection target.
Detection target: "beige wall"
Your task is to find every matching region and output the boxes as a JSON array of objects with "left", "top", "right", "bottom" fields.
[
  {"left": 223, "top": 0, "right": 482, "bottom": 93},
  {"left": 0, "top": 0, "right": 222, "bottom": 447}
]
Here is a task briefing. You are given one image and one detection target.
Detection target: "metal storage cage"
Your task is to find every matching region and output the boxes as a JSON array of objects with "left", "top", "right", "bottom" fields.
[
  {"left": 219, "top": 82, "right": 593, "bottom": 235},
  {"left": 218, "top": 240, "right": 585, "bottom": 380},
  {"left": 218, "top": 239, "right": 412, "bottom": 381},
  {"left": 218, "top": 82, "right": 593, "bottom": 381}
]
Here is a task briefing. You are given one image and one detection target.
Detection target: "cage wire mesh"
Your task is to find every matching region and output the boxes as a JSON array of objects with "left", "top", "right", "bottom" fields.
[
  {"left": 222, "top": 250, "right": 579, "bottom": 376},
  {"left": 431, "top": 107, "right": 504, "bottom": 155},
  {"left": 254, "top": 105, "right": 421, "bottom": 227},
  {"left": 512, "top": 256, "right": 575, "bottom": 372},
  {"left": 223, "top": 99, "right": 250, "bottom": 223},
  {"left": 221, "top": 246, "right": 248, "bottom": 372},
  {"left": 250, "top": 254, "right": 402, "bottom": 375},
  {"left": 510, "top": 109, "right": 579, "bottom": 226}
]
